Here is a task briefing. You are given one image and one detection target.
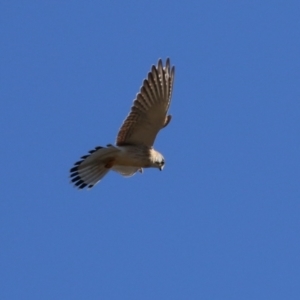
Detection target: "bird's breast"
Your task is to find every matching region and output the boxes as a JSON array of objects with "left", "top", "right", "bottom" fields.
[{"left": 114, "top": 145, "right": 151, "bottom": 167}]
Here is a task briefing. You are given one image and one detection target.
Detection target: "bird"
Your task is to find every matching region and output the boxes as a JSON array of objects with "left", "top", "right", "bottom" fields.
[{"left": 70, "top": 58, "right": 175, "bottom": 189}]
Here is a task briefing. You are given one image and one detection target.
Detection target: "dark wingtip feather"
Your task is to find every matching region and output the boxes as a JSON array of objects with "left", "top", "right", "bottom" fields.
[
  {"left": 171, "top": 65, "right": 175, "bottom": 76},
  {"left": 157, "top": 59, "right": 163, "bottom": 71}
]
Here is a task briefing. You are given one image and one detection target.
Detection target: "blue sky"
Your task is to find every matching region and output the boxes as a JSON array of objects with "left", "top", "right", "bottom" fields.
[{"left": 1, "top": 1, "right": 300, "bottom": 299}]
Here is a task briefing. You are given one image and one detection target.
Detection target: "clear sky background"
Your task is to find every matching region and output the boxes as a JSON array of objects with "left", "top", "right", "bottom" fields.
[{"left": 1, "top": 1, "right": 300, "bottom": 299}]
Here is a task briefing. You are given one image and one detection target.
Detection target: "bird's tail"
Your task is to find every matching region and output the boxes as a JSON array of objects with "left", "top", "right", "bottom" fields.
[{"left": 70, "top": 144, "right": 120, "bottom": 189}]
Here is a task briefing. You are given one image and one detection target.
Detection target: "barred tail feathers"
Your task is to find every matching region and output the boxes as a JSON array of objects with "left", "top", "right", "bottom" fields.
[{"left": 70, "top": 145, "right": 120, "bottom": 189}]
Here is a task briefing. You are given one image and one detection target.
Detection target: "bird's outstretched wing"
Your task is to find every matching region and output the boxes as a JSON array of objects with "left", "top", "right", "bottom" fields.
[{"left": 116, "top": 58, "right": 175, "bottom": 147}]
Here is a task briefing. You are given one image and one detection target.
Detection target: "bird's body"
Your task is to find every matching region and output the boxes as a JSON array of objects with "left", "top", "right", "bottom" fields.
[
  {"left": 70, "top": 58, "right": 175, "bottom": 189},
  {"left": 112, "top": 144, "right": 156, "bottom": 168}
]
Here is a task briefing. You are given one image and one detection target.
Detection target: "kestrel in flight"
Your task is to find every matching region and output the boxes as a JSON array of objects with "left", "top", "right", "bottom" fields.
[{"left": 70, "top": 58, "right": 175, "bottom": 189}]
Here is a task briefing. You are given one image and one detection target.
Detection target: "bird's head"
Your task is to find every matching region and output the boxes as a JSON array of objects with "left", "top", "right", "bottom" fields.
[{"left": 150, "top": 150, "right": 165, "bottom": 171}]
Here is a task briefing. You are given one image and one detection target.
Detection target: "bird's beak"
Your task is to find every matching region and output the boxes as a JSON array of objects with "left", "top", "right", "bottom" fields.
[{"left": 159, "top": 166, "right": 164, "bottom": 171}]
